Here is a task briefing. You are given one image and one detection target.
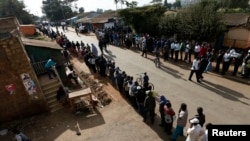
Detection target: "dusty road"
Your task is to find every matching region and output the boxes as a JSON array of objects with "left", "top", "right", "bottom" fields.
[
  {"left": 64, "top": 28, "right": 250, "bottom": 125},
  {"left": 2, "top": 28, "right": 249, "bottom": 141}
]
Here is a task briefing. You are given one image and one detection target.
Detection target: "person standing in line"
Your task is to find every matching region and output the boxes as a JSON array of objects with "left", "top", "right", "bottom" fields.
[
  {"left": 172, "top": 103, "right": 188, "bottom": 141},
  {"left": 185, "top": 118, "right": 204, "bottom": 141},
  {"left": 221, "top": 49, "right": 232, "bottom": 75},
  {"left": 214, "top": 50, "right": 224, "bottom": 72},
  {"left": 188, "top": 56, "right": 201, "bottom": 83},
  {"left": 180, "top": 41, "right": 185, "bottom": 61},
  {"left": 242, "top": 50, "right": 250, "bottom": 78},
  {"left": 143, "top": 72, "right": 149, "bottom": 88},
  {"left": 232, "top": 50, "right": 243, "bottom": 76},
  {"left": 184, "top": 41, "right": 190, "bottom": 62},
  {"left": 191, "top": 107, "right": 206, "bottom": 127},
  {"left": 170, "top": 41, "right": 175, "bottom": 59},
  {"left": 201, "top": 123, "right": 213, "bottom": 141},
  {"left": 143, "top": 91, "right": 156, "bottom": 124},
  {"left": 164, "top": 102, "right": 175, "bottom": 135},
  {"left": 174, "top": 41, "right": 181, "bottom": 62},
  {"left": 163, "top": 42, "right": 170, "bottom": 61},
  {"left": 159, "top": 95, "right": 169, "bottom": 127},
  {"left": 141, "top": 36, "right": 147, "bottom": 58}
]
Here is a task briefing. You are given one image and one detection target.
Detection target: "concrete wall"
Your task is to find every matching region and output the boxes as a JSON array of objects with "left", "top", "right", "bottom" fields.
[{"left": 0, "top": 36, "right": 48, "bottom": 122}]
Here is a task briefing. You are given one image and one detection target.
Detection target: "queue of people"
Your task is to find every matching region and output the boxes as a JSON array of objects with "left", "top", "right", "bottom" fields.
[{"left": 38, "top": 25, "right": 246, "bottom": 141}]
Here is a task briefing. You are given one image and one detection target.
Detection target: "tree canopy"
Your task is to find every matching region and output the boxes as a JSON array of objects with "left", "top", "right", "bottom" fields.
[
  {"left": 42, "top": 0, "right": 78, "bottom": 21},
  {"left": 175, "top": 0, "right": 226, "bottom": 41},
  {"left": 0, "top": 0, "right": 33, "bottom": 24},
  {"left": 117, "top": 4, "right": 166, "bottom": 36},
  {"left": 218, "top": 0, "right": 249, "bottom": 9}
]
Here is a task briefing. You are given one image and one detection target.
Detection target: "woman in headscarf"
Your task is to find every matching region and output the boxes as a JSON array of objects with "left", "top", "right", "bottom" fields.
[{"left": 159, "top": 95, "right": 169, "bottom": 127}]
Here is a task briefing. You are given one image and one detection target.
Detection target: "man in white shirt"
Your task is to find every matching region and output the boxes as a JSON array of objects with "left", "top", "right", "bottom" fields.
[
  {"left": 186, "top": 118, "right": 204, "bottom": 141},
  {"left": 188, "top": 56, "right": 201, "bottom": 83},
  {"left": 221, "top": 49, "right": 232, "bottom": 75},
  {"left": 174, "top": 41, "right": 181, "bottom": 62}
]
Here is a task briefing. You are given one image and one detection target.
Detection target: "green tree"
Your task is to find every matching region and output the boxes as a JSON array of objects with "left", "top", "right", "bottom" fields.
[
  {"left": 125, "top": 1, "right": 138, "bottom": 8},
  {"left": 42, "top": 0, "right": 77, "bottom": 21},
  {"left": 79, "top": 7, "right": 84, "bottom": 13},
  {"left": 158, "top": 12, "right": 179, "bottom": 37},
  {"left": 218, "top": 0, "right": 249, "bottom": 8},
  {"left": 173, "top": 0, "right": 181, "bottom": 8},
  {"left": 178, "top": 0, "right": 226, "bottom": 41},
  {"left": 163, "top": 0, "right": 172, "bottom": 9},
  {"left": 118, "top": 4, "right": 166, "bottom": 36},
  {"left": 96, "top": 8, "right": 104, "bottom": 13},
  {"left": 151, "top": 0, "right": 162, "bottom": 4},
  {"left": 114, "top": 0, "right": 119, "bottom": 9},
  {"left": 0, "top": 0, "right": 33, "bottom": 24}
]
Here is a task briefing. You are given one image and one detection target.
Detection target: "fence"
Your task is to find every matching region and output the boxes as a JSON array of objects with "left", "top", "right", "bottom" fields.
[{"left": 32, "top": 60, "right": 47, "bottom": 75}]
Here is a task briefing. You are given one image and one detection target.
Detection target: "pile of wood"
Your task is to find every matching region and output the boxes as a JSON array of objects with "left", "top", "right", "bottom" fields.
[{"left": 79, "top": 71, "right": 112, "bottom": 106}]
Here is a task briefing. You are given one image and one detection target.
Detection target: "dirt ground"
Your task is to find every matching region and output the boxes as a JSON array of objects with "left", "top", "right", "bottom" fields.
[{"left": 0, "top": 57, "right": 183, "bottom": 141}]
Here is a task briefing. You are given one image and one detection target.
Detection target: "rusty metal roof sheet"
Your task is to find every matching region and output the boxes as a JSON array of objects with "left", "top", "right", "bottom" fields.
[{"left": 21, "top": 37, "right": 62, "bottom": 50}]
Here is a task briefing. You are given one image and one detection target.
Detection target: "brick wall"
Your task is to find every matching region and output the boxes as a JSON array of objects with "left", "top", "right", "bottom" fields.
[{"left": 0, "top": 36, "right": 48, "bottom": 122}]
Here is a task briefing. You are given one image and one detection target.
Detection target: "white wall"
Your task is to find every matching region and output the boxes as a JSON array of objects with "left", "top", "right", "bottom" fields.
[{"left": 104, "top": 22, "right": 114, "bottom": 29}]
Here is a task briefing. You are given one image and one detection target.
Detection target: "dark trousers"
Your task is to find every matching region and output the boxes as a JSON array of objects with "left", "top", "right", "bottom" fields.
[
  {"left": 222, "top": 61, "right": 230, "bottom": 75},
  {"left": 130, "top": 96, "right": 138, "bottom": 109},
  {"left": 189, "top": 70, "right": 199, "bottom": 82},
  {"left": 215, "top": 59, "right": 222, "bottom": 72},
  {"left": 141, "top": 50, "right": 147, "bottom": 57},
  {"left": 170, "top": 49, "right": 174, "bottom": 59},
  {"left": 164, "top": 51, "right": 169, "bottom": 61},
  {"left": 174, "top": 51, "right": 179, "bottom": 62},
  {"left": 165, "top": 122, "right": 173, "bottom": 134},
  {"left": 160, "top": 111, "right": 165, "bottom": 125},
  {"left": 46, "top": 68, "right": 56, "bottom": 79},
  {"left": 188, "top": 51, "right": 192, "bottom": 63},
  {"left": 143, "top": 109, "right": 155, "bottom": 124},
  {"left": 180, "top": 51, "right": 184, "bottom": 60},
  {"left": 233, "top": 61, "right": 241, "bottom": 76}
]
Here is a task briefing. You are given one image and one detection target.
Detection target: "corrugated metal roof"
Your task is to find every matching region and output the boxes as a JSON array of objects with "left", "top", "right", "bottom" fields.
[
  {"left": 223, "top": 13, "right": 250, "bottom": 26},
  {"left": 21, "top": 37, "right": 62, "bottom": 50},
  {"left": 76, "top": 11, "right": 117, "bottom": 24}
]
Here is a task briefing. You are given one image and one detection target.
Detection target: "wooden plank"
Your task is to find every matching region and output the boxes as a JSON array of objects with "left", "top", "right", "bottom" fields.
[{"left": 68, "top": 87, "right": 92, "bottom": 99}]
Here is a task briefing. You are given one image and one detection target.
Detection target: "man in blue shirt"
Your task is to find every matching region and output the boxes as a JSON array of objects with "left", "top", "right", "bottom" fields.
[{"left": 45, "top": 58, "right": 57, "bottom": 79}]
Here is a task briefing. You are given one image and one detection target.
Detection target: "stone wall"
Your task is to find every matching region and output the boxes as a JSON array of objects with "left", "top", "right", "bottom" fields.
[{"left": 0, "top": 36, "right": 48, "bottom": 122}]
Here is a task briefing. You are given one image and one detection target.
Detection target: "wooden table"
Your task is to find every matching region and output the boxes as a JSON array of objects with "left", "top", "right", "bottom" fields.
[{"left": 68, "top": 87, "right": 93, "bottom": 111}]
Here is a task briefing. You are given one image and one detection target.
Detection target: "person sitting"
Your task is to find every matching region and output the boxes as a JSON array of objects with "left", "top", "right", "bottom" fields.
[
  {"left": 12, "top": 129, "right": 31, "bottom": 141},
  {"left": 67, "top": 70, "right": 79, "bottom": 85},
  {"left": 56, "top": 86, "right": 68, "bottom": 105}
]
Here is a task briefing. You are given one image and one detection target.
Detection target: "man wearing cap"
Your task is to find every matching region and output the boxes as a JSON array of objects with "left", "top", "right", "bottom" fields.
[{"left": 186, "top": 118, "right": 204, "bottom": 141}]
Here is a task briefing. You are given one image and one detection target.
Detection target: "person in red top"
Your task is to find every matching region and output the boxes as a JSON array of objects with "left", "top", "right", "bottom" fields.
[
  {"left": 199, "top": 43, "right": 207, "bottom": 57},
  {"left": 164, "top": 102, "right": 175, "bottom": 135}
]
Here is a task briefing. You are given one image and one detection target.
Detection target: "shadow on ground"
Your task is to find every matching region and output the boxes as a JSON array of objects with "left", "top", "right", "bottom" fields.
[
  {"left": 195, "top": 79, "right": 249, "bottom": 105},
  {"left": 0, "top": 107, "right": 105, "bottom": 141}
]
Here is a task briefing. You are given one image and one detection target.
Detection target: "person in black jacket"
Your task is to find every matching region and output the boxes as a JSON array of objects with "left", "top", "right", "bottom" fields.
[{"left": 191, "top": 107, "right": 206, "bottom": 127}]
